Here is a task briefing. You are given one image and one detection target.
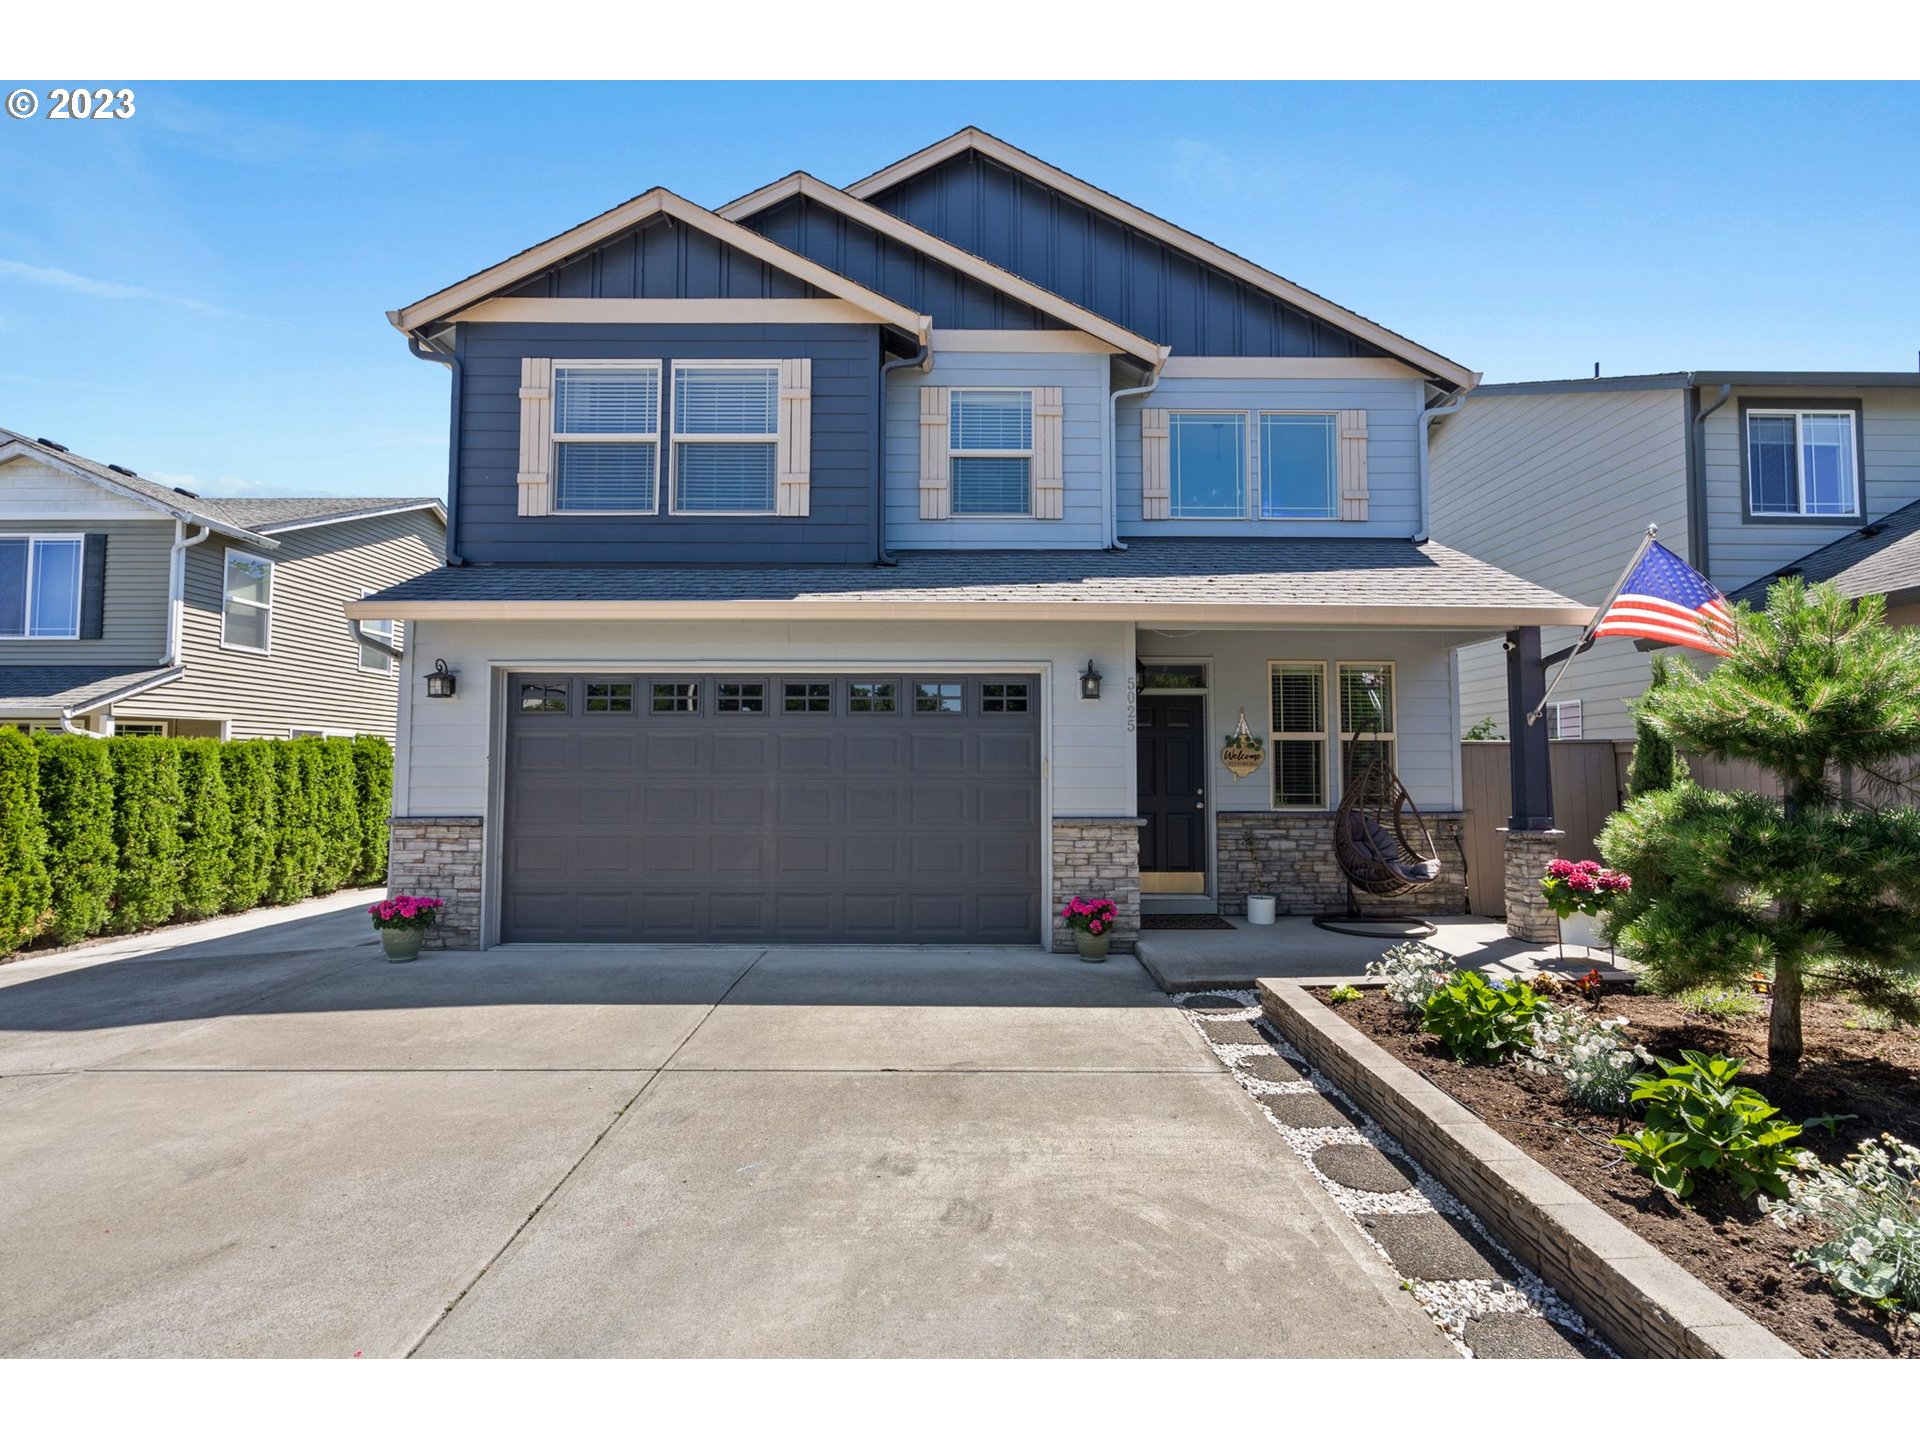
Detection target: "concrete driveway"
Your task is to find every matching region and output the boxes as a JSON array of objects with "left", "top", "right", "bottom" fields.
[{"left": 0, "top": 899, "right": 1449, "bottom": 1358}]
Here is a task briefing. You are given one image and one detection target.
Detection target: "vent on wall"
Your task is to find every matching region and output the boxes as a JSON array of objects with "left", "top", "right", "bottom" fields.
[{"left": 1546, "top": 699, "right": 1583, "bottom": 741}]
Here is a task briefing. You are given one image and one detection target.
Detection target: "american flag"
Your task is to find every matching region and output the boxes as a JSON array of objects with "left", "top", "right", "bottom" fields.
[{"left": 1591, "top": 541, "right": 1736, "bottom": 655}]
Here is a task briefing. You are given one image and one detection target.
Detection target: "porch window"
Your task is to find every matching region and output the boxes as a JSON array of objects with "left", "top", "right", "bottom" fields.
[
  {"left": 1259, "top": 413, "right": 1339, "bottom": 519},
  {"left": 1168, "top": 413, "right": 1246, "bottom": 518},
  {"left": 949, "top": 390, "right": 1033, "bottom": 517},
  {"left": 553, "top": 363, "right": 661, "bottom": 513},
  {"left": 1746, "top": 407, "right": 1860, "bottom": 517},
  {"left": 1337, "top": 663, "right": 1396, "bottom": 801},
  {"left": 672, "top": 363, "right": 779, "bottom": 514},
  {"left": 1268, "top": 662, "right": 1327, "bottom": 809}
]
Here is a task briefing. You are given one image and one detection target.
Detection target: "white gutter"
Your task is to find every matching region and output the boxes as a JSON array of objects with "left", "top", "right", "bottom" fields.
[
  {"left": 1413, "top": 383, "right": 1475, "bottom": 544},
  {"left": 348, "top": 616, "right": 405, "bottom": 662},
  {"left": 161, "top": 520, "right": 214, "bottom": 664},
  {"left": 1105, "top": 347, "right": 1172, "bottom": 550},
  {"left": 58, "top": 665, "right": 187, "bottom": 737}
]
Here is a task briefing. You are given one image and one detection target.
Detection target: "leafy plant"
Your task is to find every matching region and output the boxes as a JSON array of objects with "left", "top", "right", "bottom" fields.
[
  {"left": 1420, "top": 970, "right": 1543, "bottom": 1063},
  {"left": 1767, "top": 1133, "right": 1920, "bottom": 1313},
  {"left": 1540, "top": 858, "right": 1631, "bottom": 921},
  {"left": 174, "top": 738, "right": 234, "bottom": 921},
  {"left": 1678, "top": 984, "right": 1762, "bottom": 1022},
  {"left": 1365, "top": 941, "right": 1456, "bottom": 1015},
  {"left": 1611, "top": 1050, "right": 1809, "bottom": 1201},
  {"left": 33, "top": 734, "right": 115, "bottom": 943},
  {"left": 1327, "top": 984, "right": 1362, "bottom": 1005},
  {"left": 1463, "top": 716, "right": 1502, "bottom": 741},
  {"left": 1526, "top": 1005, "right": 1650, "bottom": 1115},
  {"left": 0, "top": 728, "right": 51, "bottom": 953}
]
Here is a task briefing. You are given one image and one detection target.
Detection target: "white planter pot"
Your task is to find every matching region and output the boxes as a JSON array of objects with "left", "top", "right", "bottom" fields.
[
  {"left": 1559, "top": 910, "right": 1603, "bottom": 950},
  {"left": 1246, "top": 896, "right": 1277, "bottom": 925}
]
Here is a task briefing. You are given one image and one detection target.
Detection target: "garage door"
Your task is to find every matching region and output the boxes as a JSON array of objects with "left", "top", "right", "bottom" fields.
[{"left": 500, "top": 673, "right": 1044, "bottom": 944}]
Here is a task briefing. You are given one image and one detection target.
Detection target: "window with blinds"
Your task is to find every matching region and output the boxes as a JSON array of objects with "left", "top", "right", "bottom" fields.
[
  {"left": 1269, "top": 662, "right": 1327, "bottom": 809},
  {"left": 672, "top": 363, "right": 779, "bottom": 514},
  {"left": 950, "top": 390, "right": 1033, "bottom": 516},
  {"left": 1337, "top": 663, "right": 1396, "bottom": 802},
  {"left": 552, "top": 365, "right": 660, "bottom": 513}
]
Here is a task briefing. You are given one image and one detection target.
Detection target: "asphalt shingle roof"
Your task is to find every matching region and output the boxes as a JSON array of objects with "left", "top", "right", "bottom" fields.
[
  {"left": 0, "top": 664, "right": 180, "bottom": 714},
  {"left": 1728, "top": 499, "right": 1920, "bottom": 608}
]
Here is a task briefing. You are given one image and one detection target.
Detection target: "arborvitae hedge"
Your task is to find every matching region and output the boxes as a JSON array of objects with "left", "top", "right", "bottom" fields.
[
  {"left": 175, "top": 738, "right": 235, "bottom": 921},
  {"left": 221, "top": 739, "right": 278, "bottom": 913},
  {"left": 34, "top": 735, "right": 116, "bottom": 943},
  {"left": 351, "top": 736, "right": 392, "bottom": 886},
  {"left": 108, "top": 738, "right": 187, "bottom": 932},
  {"left": 0, "top": 728, "right": 52, "bottom": 952},
  {"left": 309, "top": 738, "right": 361, "bottom": 895},
  {"left": 265, "top": 740, "right": 321, "bottom": 905}
]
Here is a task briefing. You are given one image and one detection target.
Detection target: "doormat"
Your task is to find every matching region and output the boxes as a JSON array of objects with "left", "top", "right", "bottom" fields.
[{"left": 1140, "top": 914, "right": 1236, "bottom": 931}]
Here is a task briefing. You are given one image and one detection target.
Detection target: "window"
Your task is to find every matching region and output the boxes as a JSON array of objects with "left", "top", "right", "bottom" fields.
[
  {"left": 1169, "top": 413, "right": 1246, "bottom": 518},
  {"left": 1269, "top": 662, "right": 1327, "bottom": 809},
  {"left": 584, "top": 682, "right": 633, "bottom": 713},
  {"left": 717, "top": 681, "right": 765, "bottom": 714},
  {"left": 358, "top": 589, "right": 395, "bottom": 673},
  {"left": 1259, "top": 413, "right": 1338, "bottom": 519},
  {"left": 111, "top": 721, "right": 169, "bottom": 737},
  {"left": 848, "top": 680, "right": 896, "bottom": 713},
  {"left": 950, "top": 390, "right": 1033, "bottom": 516},
  {"left": 783, "top": 681, "right": 831, "bottom": 714},
  {"left": 651, "top": 681, "right": 698, "bottom": 714},
  {"left": 221, "top": 550, "right": 273, "bottom": 653},
  {"left": 914, "top": 681, "right": 963, "bottom": 714},
  {"left": 553, "top": 364, "right": 661, "bottom": 512},
  {"left": 0, "top": 535, "right": 83, "bottom": 639},
  {"left": 1337, "top": 664, "right": 1396, "bottom": 800},
  {"left": 980, "top": 681, "right": 1029, "bottom": 713},
  {"left": 518, "top": 683, "right": 567, "bottom": 714},
  {"left": 672, "top": 363, "right": 779, "bottom": 514},
  {"left": 1546, "top": 699, "right": 1583, "bottom": 741},
  {"left": 1746, "top": 407, "right": 1860, "bottom": 517},
  {"left": 1139, "top": 663, "right": 1205, "bottom": 691},
  {"left": 290, "top": 726, "right": 354, "bottom": 738}
]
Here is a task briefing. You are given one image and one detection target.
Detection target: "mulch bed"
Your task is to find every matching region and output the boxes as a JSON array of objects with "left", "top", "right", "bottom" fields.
[
  {"left": 1325, "top": 985, "right": 1920, "bottom": 1359},
  {"left": 1138, "top": 914, "right": 1236, "bottom": 931}
]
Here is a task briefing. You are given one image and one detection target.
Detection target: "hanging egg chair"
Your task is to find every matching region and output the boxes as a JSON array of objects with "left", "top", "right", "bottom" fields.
[{"left": 1312, "top": 680, "right": 1443, "bottom": 938}]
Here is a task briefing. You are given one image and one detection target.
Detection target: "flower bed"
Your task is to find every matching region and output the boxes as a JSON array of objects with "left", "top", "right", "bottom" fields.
[{"left": 1327, "top": 983, "right": 1919, "bottom": 1358}]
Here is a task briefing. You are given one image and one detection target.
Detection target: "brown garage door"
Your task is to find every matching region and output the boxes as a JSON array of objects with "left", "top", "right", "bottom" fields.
[{"left": 500, "top": 673, "right": 1044, "bottom": 944}]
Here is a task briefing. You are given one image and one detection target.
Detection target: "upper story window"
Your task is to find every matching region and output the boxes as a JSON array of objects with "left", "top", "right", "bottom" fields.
[
  {"left": 221, "top": 550, "right": 273, "bottom": 654},
  {"left": 358, "top": 589, "right": 394, "bottom": 674},
  {"left": 1259, "top": 413, "right": 1338, "bottom": 519},
  {"left": 672, "top": 363, "right": 779, "bottom": 515},
  {"left": 950, "top": 390, "right": 1033, "bottom": 517},
  {"left": 1169, "top": 413, "right": 1246, "bottom": 519},
  {"left": 1746, "top": 407, "right": 1860, "bottom": 518},
  {"left": 0, "top": 535, "right": 82, "bottom": 639},
  {"left": 553, "top": 363, "right": 661, "bottom": 513}
]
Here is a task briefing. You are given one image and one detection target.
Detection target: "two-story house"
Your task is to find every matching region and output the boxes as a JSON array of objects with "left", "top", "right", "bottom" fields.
[
  {"left": 354, "top": 129, "right": 1586, "bottom": 953},
  {"left": 0, "top": 429, "right": 444, "bottom": 738},
  {"left": 1430, "top": 370, "right": 1920, "bottom": 741}
]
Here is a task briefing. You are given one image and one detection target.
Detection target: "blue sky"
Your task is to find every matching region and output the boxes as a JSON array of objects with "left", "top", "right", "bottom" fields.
[{"left": 1, "top": 80, "right": 1915, "bottom": 499}]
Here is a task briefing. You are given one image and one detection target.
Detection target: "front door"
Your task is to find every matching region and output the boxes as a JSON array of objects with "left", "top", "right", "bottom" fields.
[{"left": 1137, "top": 694, "right": 1207, "bottom": 893}]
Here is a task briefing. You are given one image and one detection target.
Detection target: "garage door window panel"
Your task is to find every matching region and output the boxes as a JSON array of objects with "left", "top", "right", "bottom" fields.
[
  {"left": 519, "top": 682, "right": 569, "bottom": 714},
  {"left": 717, "top": 681, "right": 766, "bottom": 714},
  {"left": 915, "top": 681, "right": 964, "bottom": 714},
  {"left": 783, "top": 681, "right": 832, "bottom": 714},
  {"left": 584, "top": 682, "right": 634, "bottom": 713},
  {"left": 651, "top": 681, "right": 699, "bottom": 714},
  {"left": 848, "top": 680, "right": 899, "bottom": 713}
]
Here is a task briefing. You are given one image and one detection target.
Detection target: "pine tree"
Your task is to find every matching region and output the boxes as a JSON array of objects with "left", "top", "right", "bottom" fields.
[
  {"left": 1600, "top": 579, "right": 1920, "bottom": 1066},
  {"left": 1625, "top": 654, "right": 1690, "bottom": 797}
]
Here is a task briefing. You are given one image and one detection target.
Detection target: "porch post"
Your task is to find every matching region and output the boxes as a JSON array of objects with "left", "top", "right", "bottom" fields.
[{"left": 1499, "top": 627, "right": 1562, "bottom": 942}]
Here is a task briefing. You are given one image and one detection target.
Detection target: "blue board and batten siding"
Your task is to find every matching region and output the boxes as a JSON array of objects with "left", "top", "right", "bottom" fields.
[
  {"left": 504, "top": 213, "right": 827, "bottom": 301},
  {"left": 454, "top": 323, "right": 881, "bottom": 565},
  {"left": 864, "top": 152, "right": 1390, "bottom": 359}
]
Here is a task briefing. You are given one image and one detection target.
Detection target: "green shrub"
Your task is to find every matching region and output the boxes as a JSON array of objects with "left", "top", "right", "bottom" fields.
[
  {"left": 1768, "top": 1133, "right": 1920, "bottom": 1314},
  {"left": 1678, "top": 985, "right": 1762, "bottom": 1022},
  {"left": 350, "top": 736, "right": 392, "bottom": 886},
  {"left": 265, "top": 740, "right": 321, "bottom": 905},
  {"left": 1611, "top": 1050, "right": 1807, "bottom": 1202},
  {"left": 174, "top": 738, "right": 234, "bottom": 921},
  {"left": 35, "top": 734, "right": 116, "bottom": 943},
  {"left": 308, "top": 738, "right": 360, "bottom": 894},
  {"left": 1327, "top": 984, "right": 1363, "bottom": 1005},
  {"left": 1420, "top": 970, "right": 1543, "bottom": 1063},
  {"left": 0, "top": 728, "right": 51, "bottom": 952},
  {"left": 219, "top": 739, "right": 278, "bottom": 912},
  {"left": 1365, "top": 941, "right": 1457, "bottom": 1015},
  {"left": 107, "top": 737, "right": 186, "bottom": 931}
]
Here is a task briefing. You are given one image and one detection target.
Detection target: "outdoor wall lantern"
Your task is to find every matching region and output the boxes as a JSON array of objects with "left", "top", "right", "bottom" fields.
[
  {"left": 425, "top": 659, "right": 457, "bottom": 699},
  {"left": 1079, "top": 660, "right": 1103, "bottom": 701}
]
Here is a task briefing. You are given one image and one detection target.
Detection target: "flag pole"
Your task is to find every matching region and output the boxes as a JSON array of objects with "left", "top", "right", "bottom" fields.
[{"left": 1526, "top": 523, "right": 1660, "bottom": 726}]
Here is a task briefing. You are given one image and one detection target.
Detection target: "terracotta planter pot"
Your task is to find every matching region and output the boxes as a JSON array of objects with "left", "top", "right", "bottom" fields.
[
  {"left": 1073, "top": 929, "right": 1111, "bottom": 962},
  {"left": 380, "top": 927, "right": 426, "bottom": 963}
]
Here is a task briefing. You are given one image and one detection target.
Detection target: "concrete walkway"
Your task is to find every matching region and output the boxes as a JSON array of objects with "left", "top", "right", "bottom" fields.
[{"left": 0, "top": 916, "right": 1451, "bottom": 1358}]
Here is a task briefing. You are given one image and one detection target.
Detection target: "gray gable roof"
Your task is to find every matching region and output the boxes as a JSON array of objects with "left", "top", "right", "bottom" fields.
[
  {"left": 1728, "top": 498, "right": 1920, "bottom": 608},
  {"left": 0, "top": 664, "right": 181, "bottom": 716},
  {"left": 197, "top": 497, "right": 443, "bottom": 533}
]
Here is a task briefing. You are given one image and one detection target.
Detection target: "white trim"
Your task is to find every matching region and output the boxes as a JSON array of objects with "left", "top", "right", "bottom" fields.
[
  {"left": 0, "top": 437, "right": 273, "bottom": 546},
  {"left": 0, "top": 532, "right": 84, "bottom": 640},
  {"left": 1268, "top": 659, "right": 1329, "bottom": 811},
  {"left": 843, "top": 129, "right": 1477, "bottom": 389},
  {"left": 929, "top": 329, "right": 1121, "bottom": 355},
  {"left": 1743, "top": 406, "right": 1863, "bottom": 518},
  {"left": 666, "top": 360, "right": 782, "bottom": 518},
  {"left": 445, "top": 297, "right": 888, "bottom": 327},
  {"left": 1159, "top": 357, "right": 1425, "bottom": 380},
  {"left": 219, "top": 547, "right": 274, "bottom": 655},
  {"left": 551, "top": 360, "right": 663, "bottom": 516}
]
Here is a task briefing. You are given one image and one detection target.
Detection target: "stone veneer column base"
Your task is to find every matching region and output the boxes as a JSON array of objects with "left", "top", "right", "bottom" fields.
[
  {"left": 1215, "top": 811, "right": 1467, "bottom": 918},
  {"left": 1051, "top": 818, "right": 1144, "bottom": 954},
  {"left": 386, "top": 816, "right": 484, "bottom": 950},
  {"left": 1499, "top": 828, "right": 1564, "bottom": 942}
]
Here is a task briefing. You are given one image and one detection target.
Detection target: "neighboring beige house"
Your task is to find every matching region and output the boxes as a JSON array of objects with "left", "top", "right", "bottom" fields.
[
  {"left": 0, "top": 429, "right": 443, "bottom": 738},
  {"left": 1429, "top": 371, "right": 1920, "bottom": 740}
]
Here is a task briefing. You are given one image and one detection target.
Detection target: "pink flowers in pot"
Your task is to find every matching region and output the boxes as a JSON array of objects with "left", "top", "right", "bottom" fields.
[
  {"left": 1541, "top": 859, "right": 1631, "bottom": 919},
  {"left": 1061, "top": 895, "right": 1119, "bottom": 936},
  {"left": 368, "top": 894, "right": 445, "bottom": 932}
]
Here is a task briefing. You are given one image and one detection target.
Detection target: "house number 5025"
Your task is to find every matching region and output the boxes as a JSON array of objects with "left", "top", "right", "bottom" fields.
[{"left": 1125, "top": 675, "right": 1137, "bottom": 733}]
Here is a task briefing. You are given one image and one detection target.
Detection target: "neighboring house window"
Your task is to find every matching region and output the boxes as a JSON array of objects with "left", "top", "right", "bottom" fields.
[
  {"left": 221, "top": 550, "right": 273, "bottom": 653},
  {"left": 1169, "top": 413, "right": 1246, "bottom": 519},
  {"left": 111, "top": 721, "right": 169, "bottom": 737},
  {"left": 950, "top": 390, "right": 1033, "bottom": 517},
  {"left": 358, "top": 589, "right": 395, "bottom": 674},
  {"left": 1259, "top": 413, "right": 1338, "bottom": 519},
  {"left": 553, "top": 363, "right": 661, "bottom": 513},
  {"left": 1337, "top": 663, "right": 1396, "bottom": 799},
  {"left": 1269, "top": 662, "right": 1327, "bottom": 809},
  {"left": 1746, "top": 408, "right": 1860, "bottom": 517},
  {"left": 290, "top": 726, "right": 354, "bottom": 738},
  {"left": 0, "top": 535, "right": 83, "bottom": 639},
  {"left": 672, "top": 363, "right": 779, "bottom": 514},
  {"left": 1546, "top": 699, "right": 1583, "bottom": 741}
]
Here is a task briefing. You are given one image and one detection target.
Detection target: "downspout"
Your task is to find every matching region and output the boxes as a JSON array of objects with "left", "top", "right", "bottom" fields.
[
  {"left": 1106, "top": 347, "right": 1171, "bottom": 551},
  {"left": 407, "top": 332, "right": 465, "bottom": 567},
  {"left": 1413, "top": 384, "right": 1473, "bottom": 544},
  {"left": 1688, "top": 379, "right": 1733, "bottom": 575},
  {"left": 875, "top": 339, "right": 931, "bottom": 566},
  {"left": 348, "top": 618, "right": 406, "bottom": 662},
  {"left": 161, "top": 519, "right": 213, "bottom": 664}
]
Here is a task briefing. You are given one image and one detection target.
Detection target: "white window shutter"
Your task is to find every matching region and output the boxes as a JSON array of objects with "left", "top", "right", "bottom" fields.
[
  {"left": 517, "top": 357, "right": 554, "bottom": 517},
  {"left": 1032, "top": 387, "right": 1064, "bottom": 520},
  {"left": 776, "top": 358, "right": 813, "bottom": 516},
  {"left": 1140, "top": 408, "right": 1171, "bottom": 521},
  {"left": 919, "top": 386, "right": 951, "bottom": 520},
  {"left": 1338, "top": 408, "right": 1369, "bottom": 521}
]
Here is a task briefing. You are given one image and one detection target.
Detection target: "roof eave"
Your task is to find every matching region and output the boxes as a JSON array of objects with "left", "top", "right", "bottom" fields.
[
  {"left": 247, "top": 500, "right": 448, "bottom": 535},
  {"left": 0, "top": 439, "right": 274, "bottom": 546}
]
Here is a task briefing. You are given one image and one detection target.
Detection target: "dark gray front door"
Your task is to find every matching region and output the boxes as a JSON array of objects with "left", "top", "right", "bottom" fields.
[{"left": 500, "top": 673, "right": 1043, "bottom": 944}]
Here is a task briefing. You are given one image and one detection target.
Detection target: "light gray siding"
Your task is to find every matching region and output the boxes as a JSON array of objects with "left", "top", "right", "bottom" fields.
[
  {"left": 1116, "top": 377, "right": 1425, "bottom": 537},
  {"left": 1429, "top": 387, "right": 1691, "bottom": 740},
  {"left": 884, "top": 349, "right": 1109, "bottom": 549},
  {"left": 138, "top": 508, "right": 444, "bottom": 739},
  {"left": 1703, "top": 386, "right": 1920, "bottom": 592}
]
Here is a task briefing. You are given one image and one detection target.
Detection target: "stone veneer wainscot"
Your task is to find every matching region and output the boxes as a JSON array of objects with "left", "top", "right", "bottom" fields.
[
  {"left": 1051, "top": 817, "right": 1144, "bottom": 954},
  {"left": 1215, "top": 811, "right": 1467, "bottom": 917},
  {"left": 1499, "top": 828, "right": 1564, "bottom": 942},
  {"left": 386, "top": 816, "right": 484, "bottom": 949}
]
